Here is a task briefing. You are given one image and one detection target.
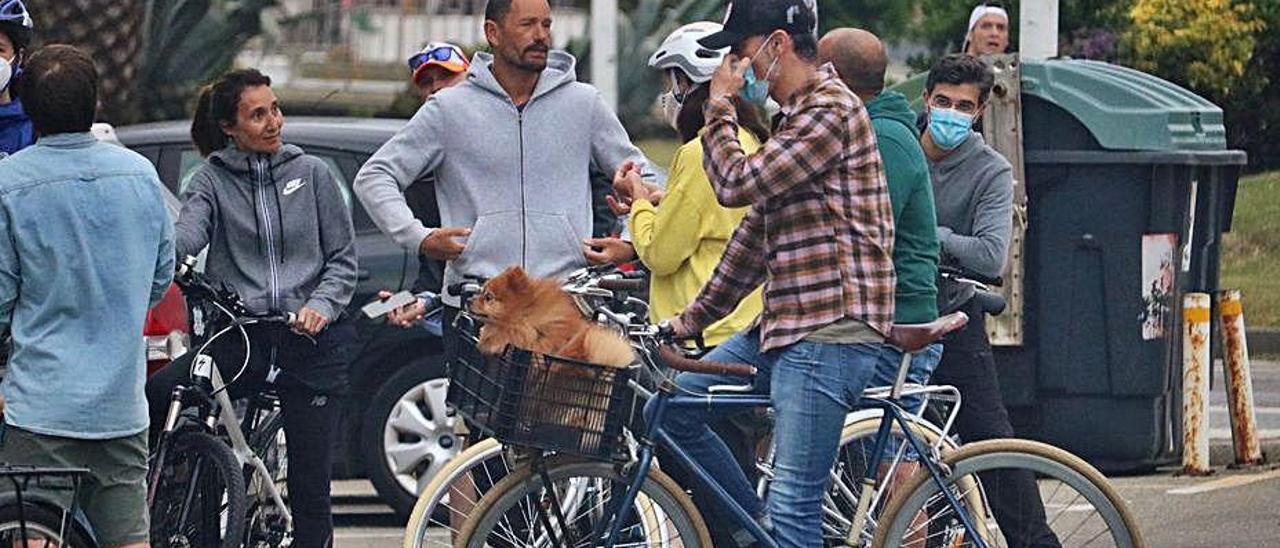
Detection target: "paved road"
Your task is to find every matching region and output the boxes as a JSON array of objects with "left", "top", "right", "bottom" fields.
[
  {"left": 1210, "top": 358, "right": 1280, "bottom": 442},
  {"left": 335, "top": 360, "right": 1280, "bottom": 547}
]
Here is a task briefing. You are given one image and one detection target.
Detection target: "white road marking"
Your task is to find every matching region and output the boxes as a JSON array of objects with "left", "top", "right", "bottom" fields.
[{"left": 1166, "top": 468, "right": 1280, "bottom": 495}]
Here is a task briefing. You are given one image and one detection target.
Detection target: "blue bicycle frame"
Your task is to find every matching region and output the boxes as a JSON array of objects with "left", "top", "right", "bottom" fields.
[{"left": 593, "top": 378, "right": 990, "bottom": 548}]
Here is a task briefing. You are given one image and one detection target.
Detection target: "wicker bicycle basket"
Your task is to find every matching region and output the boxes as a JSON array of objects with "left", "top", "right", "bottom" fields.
[{"left": 447, "top": 327, "right": 633, "bottom": 461}]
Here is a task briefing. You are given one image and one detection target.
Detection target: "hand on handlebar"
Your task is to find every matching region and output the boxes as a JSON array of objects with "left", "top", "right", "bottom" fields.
[
  {"left": 668, "top": 316, "right": 690, "bottom": 337},
  {"left": 293, "top": 306, "right": 330, "bottom": 336}
]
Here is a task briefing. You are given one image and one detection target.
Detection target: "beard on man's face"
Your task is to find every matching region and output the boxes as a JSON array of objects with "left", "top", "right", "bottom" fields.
[{"left": 504, "top": 41, "right": 549, "bottom": 72}]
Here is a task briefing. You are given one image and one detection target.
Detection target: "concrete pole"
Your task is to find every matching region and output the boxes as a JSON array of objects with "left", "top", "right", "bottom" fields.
[
  {"left": 591, "top": 0, "right": 619, "bottom": 111},
  {"left": 1182, "top": 292, "right": 1213, "bottom": 475},
  {"left": 1019, "top": 0, "right": 1059, "bottom": 60},
  {"left": 1218, "top": 290, "right": 1264, "bottom": 466}
]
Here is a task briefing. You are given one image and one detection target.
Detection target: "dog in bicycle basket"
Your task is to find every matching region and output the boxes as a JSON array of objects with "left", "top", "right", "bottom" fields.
[
  {"left": 471, "top": 266, "right": 634, "bottom": 367},
  {"left": 461, "top": 267, "right": 635, "bottom": 456}
]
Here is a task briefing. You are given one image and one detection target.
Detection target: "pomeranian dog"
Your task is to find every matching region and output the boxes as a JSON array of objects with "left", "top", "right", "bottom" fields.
[
  {"left": 468, "top": 267, "right": 634, "bottom": 447},
  {"left": 470, "top": 266, "right": 634, "bottom": 368}
]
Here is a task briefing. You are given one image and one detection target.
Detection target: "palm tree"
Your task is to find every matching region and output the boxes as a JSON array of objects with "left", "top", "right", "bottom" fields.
[
  {"left": 34, "top": 0, "right": 279, "bottom": 124},
  {"left": 33, "top": 0, "right": 146, "bottom": 124}
]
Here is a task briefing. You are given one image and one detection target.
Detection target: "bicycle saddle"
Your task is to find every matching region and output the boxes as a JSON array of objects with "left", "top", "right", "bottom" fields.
[{"left": 887, "top": 312, "right": 970, "bottom": 353}]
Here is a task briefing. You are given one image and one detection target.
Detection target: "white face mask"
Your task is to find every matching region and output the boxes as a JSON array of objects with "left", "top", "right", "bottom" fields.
[
  {"left": 659, "top": 91, "right": 682, "bottom": 131},
  {"left": 0, "top": 56, "right": 11, "bottom": 94},
  {"left": 658, "top": 72, "right": 688, "bottom": 132}
]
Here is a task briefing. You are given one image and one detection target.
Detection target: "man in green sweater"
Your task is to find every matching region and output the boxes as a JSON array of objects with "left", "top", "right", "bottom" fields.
[{"left": 820, "top": 28, "right": 942, "bottom": 408}]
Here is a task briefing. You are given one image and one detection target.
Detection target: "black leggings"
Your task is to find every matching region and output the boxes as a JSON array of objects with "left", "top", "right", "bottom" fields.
[{"left": 146, "top": 321, "right": 354, "bottom": 548}]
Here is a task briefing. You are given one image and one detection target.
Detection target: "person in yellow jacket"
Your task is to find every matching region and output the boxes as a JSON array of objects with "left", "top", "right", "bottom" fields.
[{"left": 613, "top": 21, "right": 770, "bottom": 346}]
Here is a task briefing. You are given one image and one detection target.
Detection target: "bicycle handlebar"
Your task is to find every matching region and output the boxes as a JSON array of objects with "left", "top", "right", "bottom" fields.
[
  {"left": 939, "top": 264, "right": 1003, "bottom": 287},
  {"left": 657, "top": 345, "right": 755, "bottom": 378},
  {"left": 596, "top": 278, "right": 645, "bottom": 293},
  {"left": 972, "top": 290, "right": 1007, "bottom": 316},
  {"left": 175, "top": 256, "right": 301, "bottom": 329}
]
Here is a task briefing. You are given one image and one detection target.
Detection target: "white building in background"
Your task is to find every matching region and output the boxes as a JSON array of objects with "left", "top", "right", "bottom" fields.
[{"left": 278, "top": 0, "right": 590, "bottom": 66}]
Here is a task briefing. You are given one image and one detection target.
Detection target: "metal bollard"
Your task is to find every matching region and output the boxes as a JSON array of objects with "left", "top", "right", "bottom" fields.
[
  {"left": 1182, "top": 292, "right": 1213, "bottom": 475},
  {"left": 1218, "top": 290, "right": 1264, "bottom": 466}
]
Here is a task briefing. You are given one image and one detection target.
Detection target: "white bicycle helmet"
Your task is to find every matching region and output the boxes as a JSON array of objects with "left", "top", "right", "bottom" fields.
[
  {"left": 648, "top": 22, "right": 728, "bottom": 84},
  {"left": 0, "top": 0, "right": 32, "bottom": 49}
]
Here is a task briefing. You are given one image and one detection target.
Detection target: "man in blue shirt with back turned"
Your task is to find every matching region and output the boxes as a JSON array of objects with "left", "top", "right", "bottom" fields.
[{"left": 0, "top": 45, "right": 174, "bottom": 548}]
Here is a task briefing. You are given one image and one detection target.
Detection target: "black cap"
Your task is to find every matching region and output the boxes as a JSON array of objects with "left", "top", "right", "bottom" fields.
[{"left": 698, "top": 0, "right": 819, "bottom": 50}]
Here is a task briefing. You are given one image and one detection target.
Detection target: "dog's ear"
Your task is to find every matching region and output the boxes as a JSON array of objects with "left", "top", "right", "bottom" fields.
[{"left": 504, "top": 266, "right": 530, "bottom": 291}]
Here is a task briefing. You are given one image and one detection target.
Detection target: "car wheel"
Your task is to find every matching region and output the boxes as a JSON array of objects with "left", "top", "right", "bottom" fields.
[{"left": 360, "top": 357, "right": 459, "bottom": 516}]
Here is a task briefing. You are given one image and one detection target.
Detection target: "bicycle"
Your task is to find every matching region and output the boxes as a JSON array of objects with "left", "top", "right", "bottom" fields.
[
  {"left": 401, "top": 268, "right": 967, "bottom": 547},
  {"left": 450, "top": 294, "right": 1143, "bottom": 546},
  {"left": 149, "top": 256, "right": 301, "bottom": 548},
  {"left": 0, "top": 464, "right": 97, "bottom": 546}
]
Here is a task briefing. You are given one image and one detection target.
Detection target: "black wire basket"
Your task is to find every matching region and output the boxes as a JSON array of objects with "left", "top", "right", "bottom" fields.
[{"left": 448, "top": 327, "right": 633, "bottom": 461}]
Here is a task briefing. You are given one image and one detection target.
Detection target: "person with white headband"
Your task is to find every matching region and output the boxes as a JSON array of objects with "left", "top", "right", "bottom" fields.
[{"left": 964, "top": 2, "right": 1010, "bottom": 56}]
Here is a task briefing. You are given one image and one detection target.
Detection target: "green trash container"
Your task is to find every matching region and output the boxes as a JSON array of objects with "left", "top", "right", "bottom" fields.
[{"left": 892, "top": 59, "right": 1246, "bottom": 472}]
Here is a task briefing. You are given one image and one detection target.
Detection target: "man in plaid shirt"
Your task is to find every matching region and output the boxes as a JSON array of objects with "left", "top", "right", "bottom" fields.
[{"left": 658, "top": 1, "right": 897, "bottom": 545}]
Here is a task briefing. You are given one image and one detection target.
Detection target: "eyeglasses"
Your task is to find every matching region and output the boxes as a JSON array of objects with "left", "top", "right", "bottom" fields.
[
  {"left": 929, "top": 94, "right": 981, "bottom": 115},
  {"left": 409, "top": 45, "right": 466, "bottom": 72}
]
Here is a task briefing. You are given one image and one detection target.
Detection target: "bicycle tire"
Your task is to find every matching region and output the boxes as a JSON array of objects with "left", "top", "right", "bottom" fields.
[
  {"left": 456, "top": 456, "right": 712, "bottom": 548},
  {"left": 872, "top": 438, "right": 1145, "bottom": 548},
  {"left": 149, "top": 430, "right": 247, "bottom": 548},
  {"left": 245, "top": 409, "right": 290, "bottom": 547},
  {"left": 0, "top": 501, "right": 94, "bottom": 547},
  {"left": 401, "top": 437, "right": 507, "bottom": 548}
]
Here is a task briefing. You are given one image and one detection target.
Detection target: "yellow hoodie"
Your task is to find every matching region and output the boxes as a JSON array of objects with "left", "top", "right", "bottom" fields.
[{"left": 629, "top": 129, "right": 763, "bottom": 346}]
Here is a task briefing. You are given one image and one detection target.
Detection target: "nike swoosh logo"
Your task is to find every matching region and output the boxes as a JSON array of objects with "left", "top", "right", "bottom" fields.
[{"left": 282, "top": 178, "right": 307, "bottom": 196}]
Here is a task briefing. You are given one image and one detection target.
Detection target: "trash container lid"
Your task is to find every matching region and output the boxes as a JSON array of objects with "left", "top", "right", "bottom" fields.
[
  {"left": 890, "top": 58, "right": 1230, "bottom": 152},
  {"left": 1021, "top": 60, "right": 1226, "bottom": 152}
]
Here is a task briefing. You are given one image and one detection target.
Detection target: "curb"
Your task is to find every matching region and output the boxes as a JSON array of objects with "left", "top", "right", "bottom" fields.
[
  {"left": 1209, "top": 436, "right": 1280, "bottom": 467},
  {"left": 1247, "top": 328, "right": 1280, "bottom": 357}
]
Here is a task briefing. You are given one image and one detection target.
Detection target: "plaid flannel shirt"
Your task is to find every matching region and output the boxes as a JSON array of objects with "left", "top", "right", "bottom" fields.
[{"left": 679, "top": 64, "right": 896, "bottom": 353}]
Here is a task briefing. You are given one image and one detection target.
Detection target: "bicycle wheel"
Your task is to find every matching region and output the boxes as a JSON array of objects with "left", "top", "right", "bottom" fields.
[
  {"left": 873, "top": 439, "right": 1144, "bottom": 548},
  {"left": 0, "top": 502, "right": 94, "bottom": 547},
  {"left": 402, "top": 437, "right": 512, "bottom": 548},
  {"left": 246, "top": 409, "right": 290, "bottom": 547},
  {"left": 817, "top": 410, "right": 971, "bottom": 546},
  {"left": 150, "top": 430, "right": 247, "bottom": 548},
  {"left": 456, "top": 456, "right": 712, "bottom": 548}
]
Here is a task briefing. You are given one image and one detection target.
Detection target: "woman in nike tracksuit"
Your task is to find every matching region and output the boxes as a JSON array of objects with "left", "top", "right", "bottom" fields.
[{"left": 146, "top": 68, "right": 358, "bottom": 548}]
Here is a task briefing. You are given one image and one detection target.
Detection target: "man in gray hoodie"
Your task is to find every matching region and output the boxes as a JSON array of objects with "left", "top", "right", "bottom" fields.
[
  {"left": 922, "top": 53, "right": 1059, "bottom": 548},
  {"left": 354, "top": 0, "right": 651, "bottom": 314}
]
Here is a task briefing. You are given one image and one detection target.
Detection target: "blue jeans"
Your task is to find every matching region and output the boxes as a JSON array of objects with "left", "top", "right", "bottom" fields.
[{"left": 647, "top": 328, "right": 883, "bottom": 548}]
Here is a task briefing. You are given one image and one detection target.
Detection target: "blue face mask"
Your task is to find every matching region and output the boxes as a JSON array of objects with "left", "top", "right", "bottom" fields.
[
  {"left": 740, "top": 36, "right": 779, "bottom": 107},
  {"left": 928, "top": 107, "right": 975, "bottom": 151}
]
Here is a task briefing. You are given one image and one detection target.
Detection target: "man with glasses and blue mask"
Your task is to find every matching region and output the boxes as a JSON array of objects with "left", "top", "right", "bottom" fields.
[
  {"left": 921, "top": 53, "right": 1061, "bottom": 548},
  {"left": 659, "top": 1, "right": 897, "bottom": 546}
]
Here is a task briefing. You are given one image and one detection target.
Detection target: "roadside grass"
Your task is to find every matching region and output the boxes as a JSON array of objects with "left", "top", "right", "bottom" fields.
[{"left": 1220, "top": 171, "right": 1279, "bottom": 326}]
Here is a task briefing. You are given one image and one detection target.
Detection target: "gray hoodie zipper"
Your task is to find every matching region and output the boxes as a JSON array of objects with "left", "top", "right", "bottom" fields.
[
  {"left": 517, "top": 108, "right": 527, "bottom": 268},
  {"left": 254, "top": 156, "right": 281, "bottom": 311}
]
